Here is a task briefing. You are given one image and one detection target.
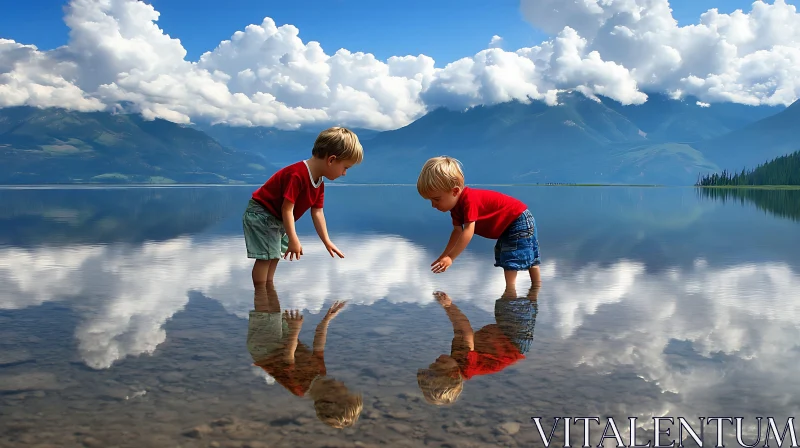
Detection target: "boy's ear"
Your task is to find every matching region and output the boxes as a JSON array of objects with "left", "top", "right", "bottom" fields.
[
  {"left": 452, "top": 186, "right": 461, "bottom": 196},
  {"left": 327, "top": 155, "right": 337, "bottom": 165}
]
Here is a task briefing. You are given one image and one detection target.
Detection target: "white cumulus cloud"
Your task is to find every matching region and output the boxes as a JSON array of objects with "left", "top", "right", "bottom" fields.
[
  {"left": 0, "top": 0, "right": 799, "bottom": 130},
  {"left": 520, "top": 0, "right": 800, "bottom": 106}
]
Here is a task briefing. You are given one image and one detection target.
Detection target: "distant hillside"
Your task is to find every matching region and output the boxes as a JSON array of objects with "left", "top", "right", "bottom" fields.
[
  {"left": 0, "top": 92, "right": 791, "bottom": 185},
  {"left": 196, "top": 92, "right": 786, "bottom": 186},
  {"left": 695, "top": 100, "right": 800, "bottom": 172},
  {"left": 342, "top": 92, "right": 728, "bottom": 185},
  {"left": 0, "top": 107, "right": 272, "bottom": 184},
  {"left": 599, "top": 93, "right": 782, "bottom": 143},
  {"left": 696, "top": 149, "right": 800, "bottom": 186},
  {"left": 200, "top": 124, "right": 379, "bottom": 168}
]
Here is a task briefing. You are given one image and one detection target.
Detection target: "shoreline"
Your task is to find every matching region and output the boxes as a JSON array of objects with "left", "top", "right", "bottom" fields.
[
  {"left": 694, "top": 185, "right": 800, "bottom": 190},
  {"left": 0, "top": 183, "right": 798, "bottom": 189}
]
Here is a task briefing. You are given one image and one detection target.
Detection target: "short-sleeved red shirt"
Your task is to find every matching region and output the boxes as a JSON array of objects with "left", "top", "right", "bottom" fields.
[
  {"left": 455, "top": 324, "right": 525, "bottom": 380},
  {"left": 252, "top": 161, "right": 324, "bottom": 222},
  {"left": 256, "top": 345, "right": 326, "bottom": 397},
  {"left": 450, "top": 187, "right": 528, "bottom": 239}
]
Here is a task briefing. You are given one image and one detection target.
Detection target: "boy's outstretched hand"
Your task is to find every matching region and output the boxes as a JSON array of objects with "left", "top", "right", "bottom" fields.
[
  {"left": 324, "top": 300, "right": 347, "bottom": 321},
  {"left": 285, "top": 238, "right": 303, "bottom": 261},
  {"left": 324, "top": 240, "right": 345, "bottom": 258},
  {"left": 284, "top": 309, "right": 304, "bottom": 329},
  {"left": 433, "top": 291, "right": 452, "bottom": 307},
  {"left": 431, "top": 256, "right": 453, "bottom": 273}
]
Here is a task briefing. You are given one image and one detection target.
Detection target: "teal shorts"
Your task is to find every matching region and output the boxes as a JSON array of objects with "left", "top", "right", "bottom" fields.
[
  {"left": 242, "top": 199, "right": 289, "bottom": 260},
  {"left": 247, "top": 311, "right": 289, "bottom": 363}
]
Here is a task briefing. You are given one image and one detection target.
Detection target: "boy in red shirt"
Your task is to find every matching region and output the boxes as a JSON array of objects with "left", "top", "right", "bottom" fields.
[
  {"left": 416, "top": 289, "right": 539, "bottom": 405},
  {"left": 247, "top": 283, "right": 363, "bottom": 428},
  {"left": 243, "top": 127, "right": 363, "bottom": 285},
  {"left": 416, "top": 156, "right": 541, "bottom": 292}
]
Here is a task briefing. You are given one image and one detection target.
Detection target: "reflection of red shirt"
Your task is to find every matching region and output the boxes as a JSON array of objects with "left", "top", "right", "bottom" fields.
[
  {"left": 454, "top": 324, "right": 525, "bottom": 380},
  {"left": 450, "top": 187, "right": 527, "bottom": 239},
  {"left": 255, "top": 345, "right": 326, "bottom": 397},
  {"left": 252, "top": 161, "right": 325, "bottom": 222}
]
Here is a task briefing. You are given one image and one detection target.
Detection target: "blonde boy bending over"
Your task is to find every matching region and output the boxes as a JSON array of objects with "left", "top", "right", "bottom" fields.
[
  {"left": 417, "top": 156, "right": 541, "bottom": 291},
  {"left": 243, "top": 127, "right": 363, "bottom": 285}
]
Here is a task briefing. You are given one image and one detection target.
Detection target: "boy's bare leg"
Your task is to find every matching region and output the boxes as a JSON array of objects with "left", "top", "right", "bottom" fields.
[
  {"left": 252, "top": 259, "right": 279, "bottom": 285},
  {"left": 252, "top": 259, "right": 269, "bottom": 284},
  {"left": 528, "top": 265, "right": 541, "bottom": 288},
  {"left": 501, "top": 283, "right": 517, "bottom": 300},
  {"left": 503, "top": 270, "right": 518, "bottom": 296},
  {"left": 254, "top": 281, "right": 281, "bottom": 313},
  {"left": 266, "top": 259, "right": 279, "bottom": 283},
  {"left": 526, "top": 284, "right": 541, "bottom": 301}
]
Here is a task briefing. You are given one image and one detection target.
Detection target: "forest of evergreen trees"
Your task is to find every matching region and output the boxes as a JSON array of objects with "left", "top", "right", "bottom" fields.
[
  {"left": 696, "top": 150, "right": 800, "bottom": 186},
  {"left": 697, "top": 188, "right": 800, "bottom": 222}
]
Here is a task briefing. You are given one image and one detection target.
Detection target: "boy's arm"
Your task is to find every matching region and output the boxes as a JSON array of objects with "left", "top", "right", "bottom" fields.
[
  {"left": 436, "top": 226, "right": 462, "bottom": 261},
  {"left": 312, "top": 319, "right": 330, "bottom": 353},
  {"left": 311, "top": 207, "right": 344, "bottom": 258},
  {"left": 432, "top": 222, "right": 475, "bottom": 273},
  {"left": 282, "top": 199, "right": 303, "bottom": 259},
  {"left": 312, "top": 301, "right": 346, "bottom": 353},
  {"left": 446, "top": 221, "right": 475, "bottom": 261},
  {"left": 283, "top": 311, "right": 303, "bottom": 363},
  {"left": 283, "top": 329, "right": 301, "bottom": 363},
  {"left": 440, "top": 300, "right": 475, "bottom": 350}
]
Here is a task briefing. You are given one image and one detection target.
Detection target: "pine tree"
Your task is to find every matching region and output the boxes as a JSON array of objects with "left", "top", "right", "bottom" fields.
[{"left": 695, "top": 150, "right": 800, "bottom": 186}]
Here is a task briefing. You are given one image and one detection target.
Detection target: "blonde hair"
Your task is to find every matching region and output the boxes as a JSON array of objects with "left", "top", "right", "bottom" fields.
[
  {"left": 312, "top": 127, "right": 364, "bottom": 164},
  {"left": 416, "top": 368, "right": 464, "bottom": 406},
  {"left": 313, "top": 385, "right": 364, "bottom": 429},
  {"left": 417, "top": 156, "right": 465, "bottom": 197}
]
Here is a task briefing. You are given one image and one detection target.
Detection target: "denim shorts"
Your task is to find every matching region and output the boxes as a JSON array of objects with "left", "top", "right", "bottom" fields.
[
  {"left": 494, "top": 297, "right": 538, "bottom": 354},
  {"left": 493, "top": 209, "right": 540, "bottom": 271}
]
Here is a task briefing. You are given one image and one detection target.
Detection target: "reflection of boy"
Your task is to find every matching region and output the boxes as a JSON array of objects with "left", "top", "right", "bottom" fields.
[
  {"left": 417, "top": 288, "right": 539, "bottom": 405},
  {"left": 246, "top": 283, "right": 362, "bottom": 428}
]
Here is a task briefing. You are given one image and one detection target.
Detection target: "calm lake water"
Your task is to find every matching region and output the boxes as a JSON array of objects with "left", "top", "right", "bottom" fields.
[{"left": 1, "top": 185, "right": 800, "bottom": 448}]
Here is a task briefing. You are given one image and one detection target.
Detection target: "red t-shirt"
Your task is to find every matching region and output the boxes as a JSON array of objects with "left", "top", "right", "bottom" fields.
[
  {"left": 252, "top": 161, "right": 324, "bottom": 222},
  {"left": 453, "top": 324, "right": 525, "bottom": 380},
  {"left": 450, "top": 187, "right": 528, "bottom": 239},
  {"left": 256, "top": 345, "right": 327, "bottom": 397}
]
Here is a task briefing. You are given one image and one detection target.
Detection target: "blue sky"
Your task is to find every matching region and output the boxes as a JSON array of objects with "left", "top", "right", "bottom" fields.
[
  {"left": 4, "top": 0, "right": 797, "bottom": 130},
  {"left": 0, "top": 0, "right": 772, "bottom": 64}
]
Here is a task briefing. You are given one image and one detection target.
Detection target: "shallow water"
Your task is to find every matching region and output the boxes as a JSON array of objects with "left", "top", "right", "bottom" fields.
[{"left": 1, "top": 186, "right": 800, "bottom": 448}]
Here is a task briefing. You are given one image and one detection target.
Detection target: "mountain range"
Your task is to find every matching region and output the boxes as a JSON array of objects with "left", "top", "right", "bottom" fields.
[
  {"left": 0, "top": 107, "right": 267, "bottom": 184},
  {"left": 0, "top": 92, "right": 796, "bottom": 185}
]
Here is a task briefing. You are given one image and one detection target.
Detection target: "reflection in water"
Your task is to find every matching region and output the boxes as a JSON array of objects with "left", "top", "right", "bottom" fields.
[
  {"left": 2, "top": 186, "right": 800, "bottom": 445},
  {"left": 697, "top": 187, "right": 800, "bottom": 222},
  {"left": 0, "top": 234, "right": 531, "bottom": 369},
  {"left": 2, "top": 233, "right": 800, "bottom": 388},
  {"left": 417, "top": 288, "right": 539, "bottom": 406},
  {"left": 0, "top": 187, "right": 243, "bottom": 246},
  {"left": 247, "top": 283, "right": 362, "bottom": 429}
]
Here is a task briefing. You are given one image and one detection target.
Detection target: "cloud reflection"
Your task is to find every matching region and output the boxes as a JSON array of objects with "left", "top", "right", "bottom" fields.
[
  {"left": 0, "top": 231, "right": 798, "bottom": 428},
  {"left": 0, "top": 234, "right": 532, "bottom": 369}
]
